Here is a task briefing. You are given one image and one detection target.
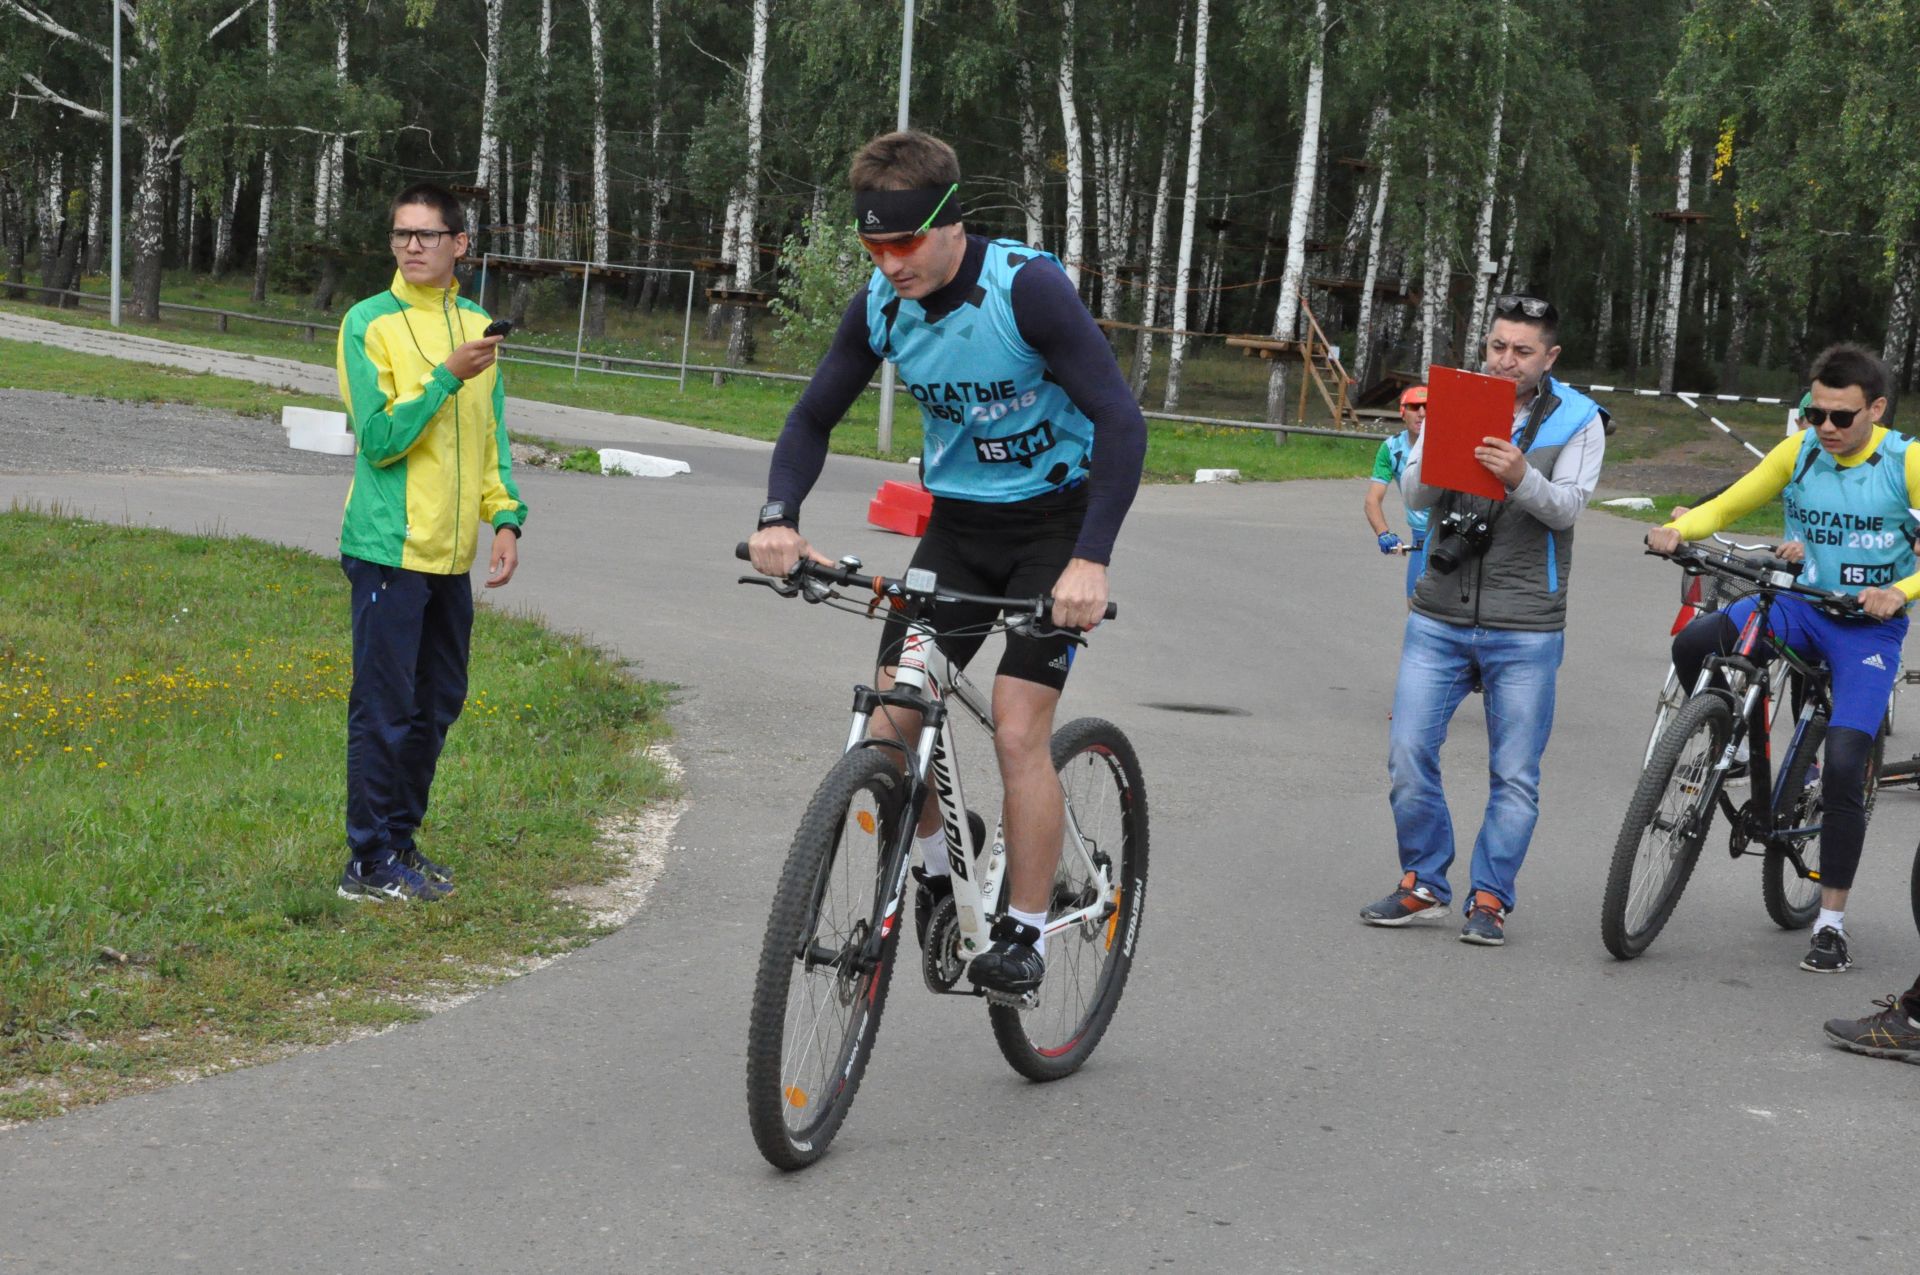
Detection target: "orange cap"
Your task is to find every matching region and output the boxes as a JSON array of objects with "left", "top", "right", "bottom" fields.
[{"left": 1400, "top": 385, "right": 1429, "bottom": 406}]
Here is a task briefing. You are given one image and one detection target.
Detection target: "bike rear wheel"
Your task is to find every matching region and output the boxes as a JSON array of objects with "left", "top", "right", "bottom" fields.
[
  {"left": 1762, "top": 713, "right": 1827, "bottom": 930},
  {"left": 1603, "top": 695, "right": 1731, "bottom": 959},
  {"left": 989, "top": 718, "right": 1149, "bottom": 1082},
  {"left": 746, "top": 748, "right": 909, "bottom": 1170}
]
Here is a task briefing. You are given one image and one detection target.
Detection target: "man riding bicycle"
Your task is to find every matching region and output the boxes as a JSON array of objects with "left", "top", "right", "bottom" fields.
[
  {"left": 1647, "top": 343, "right": 1916, "bottom": 973},
  {"left": 745, "top": 130, "right": 1147, "bottom": 999}
]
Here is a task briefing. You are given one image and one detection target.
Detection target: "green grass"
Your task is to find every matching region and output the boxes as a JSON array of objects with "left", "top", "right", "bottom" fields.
[
  {"left": 0, "top": 508, "right": 673, "bottom": 1123},
  {"left": 1594, "top": 494, "right": 1788, "bottom": 536},
  {"left": 0, "top": 338, "right": 340, "bottom": 418},
  {"left": 0, "top": 305, "right": 1381, "bottom": 481}
]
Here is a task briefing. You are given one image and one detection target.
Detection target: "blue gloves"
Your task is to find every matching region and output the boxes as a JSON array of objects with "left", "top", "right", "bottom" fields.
[{"left": 1377, "top": 532, "right": 1403, "bottom": 556}]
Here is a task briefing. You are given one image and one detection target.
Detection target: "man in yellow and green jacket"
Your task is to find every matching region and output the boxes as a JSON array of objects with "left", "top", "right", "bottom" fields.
[{"left": 334, "top": 180, "right": 527, "bottom": 903}]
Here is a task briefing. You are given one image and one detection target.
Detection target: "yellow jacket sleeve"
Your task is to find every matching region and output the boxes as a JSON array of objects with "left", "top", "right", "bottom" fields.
[{"left": 1664, "top": 434, "right": 1802, "bottom": 541}]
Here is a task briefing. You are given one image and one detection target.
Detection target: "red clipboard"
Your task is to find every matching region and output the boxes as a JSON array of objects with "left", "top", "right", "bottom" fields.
[{"left": 1421, "top": 366, "right": 1514, "bottom": 501}]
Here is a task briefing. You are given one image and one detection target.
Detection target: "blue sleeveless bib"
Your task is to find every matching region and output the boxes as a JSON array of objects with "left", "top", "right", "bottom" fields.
[
  {"left": 865, "top": 240, "right": 1095, "bottom": 502},
  {"left": 1782, "top": 427, "right": 1917, "bottom": 593}
]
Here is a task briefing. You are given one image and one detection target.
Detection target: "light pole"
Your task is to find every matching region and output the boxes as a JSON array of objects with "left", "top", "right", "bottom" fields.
[
  {"left": 110, "top": 0, "right": 122, "bottom": 327},
  {"left": 876, "top": 0, "right": 915, "bottom": 454}
]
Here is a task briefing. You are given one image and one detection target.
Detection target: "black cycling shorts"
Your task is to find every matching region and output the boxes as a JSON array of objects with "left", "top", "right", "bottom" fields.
[{"left": 876, "top": 484, "right": 1088, "bottom": 692}]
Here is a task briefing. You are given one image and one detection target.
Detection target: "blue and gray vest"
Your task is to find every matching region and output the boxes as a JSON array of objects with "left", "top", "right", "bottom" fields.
[
  {"left": 1385, "top": 432, "right": 1432, "bottom": 540},
  {"left": 1782, "top": 428, "right": 1918, "bottom": 593},
  {"left": 865, "top": 240, "right": 1095, "bottom": 503},
  {"left": 1411, "top": 376, "right": 1605, "bottom": 632}
]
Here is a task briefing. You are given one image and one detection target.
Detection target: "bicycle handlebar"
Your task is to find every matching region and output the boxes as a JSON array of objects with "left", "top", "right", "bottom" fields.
[
  {"left": 1649, "top": 541, "right": 1867, "bottom": 617},
  {"left": 733, "top": 542, "right": 1119, "bottom": 621}
]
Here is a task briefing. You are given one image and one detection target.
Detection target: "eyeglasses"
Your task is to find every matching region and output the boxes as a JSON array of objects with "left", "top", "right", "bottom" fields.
[
  {"left": 1493, "top": 294, "right": 1553, "bottom": 319},
  {"left": 856, "top": 184, "right": 959, "bottom": 260},
  {"left": 1803, "top": 407, "right": 1866, "bottom": 429},
  {"left": 389, "top": 228, "right": 454, "bottom": 248}
]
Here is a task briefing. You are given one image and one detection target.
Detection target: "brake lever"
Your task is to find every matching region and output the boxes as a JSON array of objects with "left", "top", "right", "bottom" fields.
[{"left": 738, "top": 574, "right": 802, "bottom": 598}]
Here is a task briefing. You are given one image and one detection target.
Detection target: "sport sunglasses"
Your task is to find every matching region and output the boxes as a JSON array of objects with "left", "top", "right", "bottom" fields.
[
  {"left": 1493, "top": 294, "right": 1553, "bottom": 319},
  {"left": 1802, "top": 406, "right": 1868, "bottom": 429}
]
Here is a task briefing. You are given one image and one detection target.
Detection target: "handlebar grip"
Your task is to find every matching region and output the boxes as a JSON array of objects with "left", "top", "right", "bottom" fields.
[
  {"left": 735, "top": 542, "right": 751, "bottom": 562},
  {"left": 1104, "top": 602, "right": 1118, "bottom": 621}
]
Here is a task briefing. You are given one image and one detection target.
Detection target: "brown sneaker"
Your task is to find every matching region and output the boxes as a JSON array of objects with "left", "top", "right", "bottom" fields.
[
  {"left": 1359, "top": 871, "right": 1451, "bottom": 926},
  {"left": 1824, "top": 995, "right": 1920, "bottom": 1062}
]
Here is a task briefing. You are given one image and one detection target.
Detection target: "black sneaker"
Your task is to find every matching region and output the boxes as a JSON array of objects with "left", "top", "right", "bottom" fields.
[
  {"left": 968, "top": 916, "right": 1046, "bottom": 997},
  {"left": 337, "top": 854, "right": 452, "bottom": 902},
  {"left": 912, "top": 866, "right": 952, "bottom": 949},
  {"left": 1459, "top": 891, "right": 1508, "bottom": 946},
  {"left": 1801, "top": 926, "right": 1852, "bottom": 973},
  {"left": 395, "top": 846, "right": 453, "bottom": 884},
  {"left": 1824, "top": 994, "right": 1920, "bottom": 1062}
]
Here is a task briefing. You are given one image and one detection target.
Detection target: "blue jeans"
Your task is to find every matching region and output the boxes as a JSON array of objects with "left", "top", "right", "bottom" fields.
[{"left": 1388, "top": 612, "right": 1565, "bottom": 910}]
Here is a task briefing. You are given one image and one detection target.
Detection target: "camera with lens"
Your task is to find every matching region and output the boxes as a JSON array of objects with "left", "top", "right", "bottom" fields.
[{"left": 1427, "top": 509, "right": 1494, "bottom": 574}]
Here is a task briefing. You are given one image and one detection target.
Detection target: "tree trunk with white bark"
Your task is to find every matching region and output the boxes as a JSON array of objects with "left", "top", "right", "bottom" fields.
[
  {"left": 1658, "top": 144, "right": 1692, "bottom": 393},
  {"left": 1354, "top": 128, "right": 1392, "bottom": 388},
  {"left": 1626, "top": 145, "right": 1645, "bottom": 377},
  {"left": 726, "top": 0, "right": 769, "bottom": 368},
  {"left": 212, "top": 170, "right": 240, "bottom": 276},
  {"left": 1129, "top": 2, "right": 1186, "bottom": 397},
  {"left": 1161, "top": 0, "right": 1209, "bottom": 411},
  {"left": 640, "top": 0, "right": 669, "bottom": 309},
  {"left": 476, "top": 0, "right": 503, "bottom": 250},
  {"left": 1265, "top": 0, "right": 1326, "bottom": 424},
  {"left": 511, "top": 0, "right": 554, "bottom": 322},
  {"left": 1461, "top": 1, "right": 1509, "bottom": 363},
  {"left": 1017, "top": 58, "right": 1047, "bottom": 248},
  {"left": 585, "top": 0, "right": 612, "bottom": 338},
  {"left": 131, "top": 129, "right": 168, "bottom": 320},
  {"left": 84, "top": 153, "right": 105, "bottom": 276},
  {"left": 1419, "top": 140, "right": 1450, "bottom": 375},
  {"left": 1057, "top": 0, "right": 1086, "bottom": 293},
  {"left": 1885, "top": 250, "right": 1918, "bottom": 411}
]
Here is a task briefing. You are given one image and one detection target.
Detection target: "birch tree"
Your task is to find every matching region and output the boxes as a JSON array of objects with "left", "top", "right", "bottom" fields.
[
  {"left": 1056, "top": 0, "right": 1086, "bottom": 292},
  {"left": 1354, "top": 122, "right": 1393, "bottom": 388},
  {"left": 475, "top": 0, "right": 503, "bottom": 250},
  {"left": 1265, "top": 0, "right": 1327, "bottom": 424},
  {"left": 1130, "top": 1, "right": 1187, "bottom": 396},
  {"left": 1162, "top": 0, "right": 1209, "bottom": 411},
  {"left": 1017, "top": 58, "right": 1047, "bottom": 249},
  {"left": 1657, "top": 143, "right": 1692, "bottom": 392},
  {"left": 640, "top": 0, "right": 669, "bottom": 308},
  {"left": 726, "top": 0, "right": 770, "bottom": 367},
  {"left": 1460, "top": 0, "right": 1509, "bottom": 362},
  {"left": 585, "top": 0, "right": 612, "bottom": 338}
]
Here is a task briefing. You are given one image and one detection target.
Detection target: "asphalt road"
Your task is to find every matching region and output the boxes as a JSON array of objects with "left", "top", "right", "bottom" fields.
[{"left": 4, "top": 378, "right": 1920, "bottom": 1272}]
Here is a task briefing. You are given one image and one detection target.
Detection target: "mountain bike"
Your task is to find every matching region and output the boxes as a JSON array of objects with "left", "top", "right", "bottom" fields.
[
  {"left": 735, "top": 547, "right": 1148, "bottom": 1170},
  {"left": 1603, "top": 539, "right": 1886, "bottom": 959}
]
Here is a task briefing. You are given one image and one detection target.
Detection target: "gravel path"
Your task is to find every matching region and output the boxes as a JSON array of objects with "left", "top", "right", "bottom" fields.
[{"left": 0, "top": 388, "right": 352, "bottom": 477}]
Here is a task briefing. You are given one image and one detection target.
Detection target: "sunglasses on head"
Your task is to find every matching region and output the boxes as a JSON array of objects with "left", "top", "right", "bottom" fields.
[
  {"left": 856, "top": 184, "right": 958, "bottom": 260},
  {"left": 1493, "top": 294, "right": 1553, "bottom": 319},
  {"left": 1803, "top": 407, "right": 1867, "bottom": 429}
]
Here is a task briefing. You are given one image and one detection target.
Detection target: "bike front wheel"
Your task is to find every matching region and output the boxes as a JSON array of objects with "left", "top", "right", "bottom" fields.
[
  {"left": 989, "top": 718, "right": 1149, "bottom": 1082},
  {"left": 746, "top": 747, "right": 909, "bottom": 1170},
  {"left": 1603, "top": 695, "right": 1731, "bottom": 959}
]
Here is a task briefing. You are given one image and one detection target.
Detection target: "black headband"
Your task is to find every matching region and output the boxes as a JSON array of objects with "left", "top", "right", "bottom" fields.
[{"left": 853, "top": 184, "right": 962, "bottom": 236}]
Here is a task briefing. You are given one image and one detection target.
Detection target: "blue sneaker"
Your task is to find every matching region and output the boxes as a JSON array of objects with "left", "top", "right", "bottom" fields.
[
  {"left": 1459, "top": 891, "right": 1507, "bottom": 946},
  {"left": 395, "top": 846, "right": 454, "bottom": 884},
  {"left": 338, "top": 854, "right": 452, "bottom": 902}
]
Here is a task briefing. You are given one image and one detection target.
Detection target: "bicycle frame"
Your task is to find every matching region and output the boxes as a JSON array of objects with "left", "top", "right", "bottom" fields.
[
  {"left": 839, "top": 591, "right": 1117, "bottom": 980},
  {"left": 1690, "top": 590, "right": 1834, "bottom": 864}
]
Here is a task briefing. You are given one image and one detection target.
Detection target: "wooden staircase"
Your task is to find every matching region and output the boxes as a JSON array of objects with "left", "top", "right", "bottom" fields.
[{"left": 1223, "top": 295, "right": 1365, "bottom": 432}]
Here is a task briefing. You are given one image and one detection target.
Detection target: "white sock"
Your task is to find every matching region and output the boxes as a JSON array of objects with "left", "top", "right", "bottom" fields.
[
  {"left": 1816, "top": 908, "right": 1845, "bottom": 936},
  {"left": 1008, "top": 905, "right": 1049, "bottom": 958},
  {"left": 915, "top": 828, "right": 948, "bottom": 876}
]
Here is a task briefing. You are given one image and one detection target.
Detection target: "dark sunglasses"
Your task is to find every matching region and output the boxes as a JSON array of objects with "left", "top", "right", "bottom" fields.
[
  {"left": 1802, "top": 407, "right": 1866, "bottom": 429},
  {"left": 1494, "top": 294, "right": 1554, "bottom": 319}
]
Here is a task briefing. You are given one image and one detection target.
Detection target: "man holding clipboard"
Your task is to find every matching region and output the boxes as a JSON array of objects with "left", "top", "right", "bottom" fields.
[{"left": 1359, "top": 295, "right": 1609, "bottom": 946}]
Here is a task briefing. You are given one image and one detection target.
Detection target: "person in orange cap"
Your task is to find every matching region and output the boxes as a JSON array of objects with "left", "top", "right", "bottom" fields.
[{"left": 1364, "top": 384, "right": 1429, "bottom": 596}]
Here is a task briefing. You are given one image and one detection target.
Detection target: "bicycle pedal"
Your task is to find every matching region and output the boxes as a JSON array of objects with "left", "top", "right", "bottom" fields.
[{"left": 981, "top": 987, "right": 1041, "bottom": 1011}]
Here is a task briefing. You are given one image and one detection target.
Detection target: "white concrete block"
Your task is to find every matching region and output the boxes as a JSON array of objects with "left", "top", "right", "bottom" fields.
[
  {"left": 282, "top": 405, "right": 354, "bottom": 455},
  {"left": 1194, "top": 468, "right": 1242, "bottom": 483},
  {"left": 599, "top": 448, "right": 691, "bottom": 478},
  {"left": 1600, "top": 496, "right": 1654, "bottom": 510}
]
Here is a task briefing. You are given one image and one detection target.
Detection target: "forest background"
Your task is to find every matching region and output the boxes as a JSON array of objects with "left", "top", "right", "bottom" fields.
[{"left": 4, "top": 0, "right": 1919, "bottom": 428}]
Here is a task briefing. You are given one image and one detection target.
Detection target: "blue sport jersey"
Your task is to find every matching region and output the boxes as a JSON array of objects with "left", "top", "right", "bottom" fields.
[
  {"left": 865, "top": 240, "right": 1095, "bottom": 502},
  {"left": 1782, "top": 428, "right": 1918, "bottom": 593}
]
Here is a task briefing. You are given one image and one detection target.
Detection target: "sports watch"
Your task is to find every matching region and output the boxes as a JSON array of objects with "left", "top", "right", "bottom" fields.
[{"left": 757, "top": 500, "right": 796, "bottom": 529}]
